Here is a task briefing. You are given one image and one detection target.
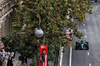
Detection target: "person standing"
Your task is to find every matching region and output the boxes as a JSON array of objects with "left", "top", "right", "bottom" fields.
[
  {"left": 0, "top": 51, "right": 3, "bottom": 66},
  {"left": 7, "top": 52, "right": 12, "bottom": 66},
  {"left": 4, "top": 53, "right": 8, "bottom": 66},
  {"left": 29, "top": 58, "right": 32, "bottom": 66},
  {"left": 11, "top": 52, "right": 14, "bottom": 58},
  {"left": 2, "top": 48, "right": 5, "bottom": 65},
  {"left": 11, "top": 57, "right": 14, "bottom": 66},
  {"left": 22, "top": 56, "right": 27, "bottom": 66}
]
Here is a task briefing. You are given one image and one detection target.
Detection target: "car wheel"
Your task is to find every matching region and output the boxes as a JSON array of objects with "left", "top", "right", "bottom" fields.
[
  {"left": 76, "top": 42, "right": 78, "bottom": 44},
  {"left": 86, "top": 42, "right": 89, "bottom": 44},
  {"left": 86, "top": 45, "right": 89, "bottom": 50},
  {"left": 75, "top": 46, "right": 78, "bottom": 50},
  {"left": 75, "top": 43, "right": 78, "bottom": 50},
  {"left": 80, "top": 47, "right": 83, "bottom": 50}
]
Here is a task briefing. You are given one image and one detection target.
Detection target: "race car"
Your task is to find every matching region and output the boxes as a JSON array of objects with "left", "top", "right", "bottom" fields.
[{"left": 75, "top": 39, "right": 89, "bottom": 50}]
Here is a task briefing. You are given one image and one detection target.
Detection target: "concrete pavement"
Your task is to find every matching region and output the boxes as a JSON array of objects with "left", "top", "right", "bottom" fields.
[
  {"left": 14, "top": 60, "right": 22, "bottom": 66},
  {"left": 14, "top": 52, "right": 32, "bottom": 66}
]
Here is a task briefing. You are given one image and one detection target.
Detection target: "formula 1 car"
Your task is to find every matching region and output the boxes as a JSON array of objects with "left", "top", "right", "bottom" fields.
[{"left": 75, "top": 39, "right": 89, "bottom": 50}]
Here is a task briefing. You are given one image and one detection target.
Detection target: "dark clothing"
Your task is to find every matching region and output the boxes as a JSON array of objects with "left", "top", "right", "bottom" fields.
[
  {"left": 7, "top": 56, "right": 13, "bottom": 66},
  {"left": 40, "top": 53, "right": 45, "bottom": 62},
  {"left": 0, "top": 54, "right": 3, "bottom": 66},
  {"left": 0, "top": 63, "right": 2, "bottom": 66},
  {"left": 11, "top": 58, "right": 13, "bottom": 66},
  {"left": 22, "top": 57, "right": 27, "bottom": 64},
  {"left": 7, "top": 59, "right": 12, "bottom": 66},
  {"left": 0, "top": 62, "right": 2, "bottom": 66}
]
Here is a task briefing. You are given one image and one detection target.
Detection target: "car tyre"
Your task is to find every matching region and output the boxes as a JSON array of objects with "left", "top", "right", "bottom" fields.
[
  {"left": 87, "top": 45, "right": 89, "bottom": 50},
  {"left": 75, "top": 42, "right": 78, "bottom": 50},
  {"left": 75, "top": 46, "right": 78, "bottom": 50},
  {"left": 86, "top": 42, "right": 89, "bottom": 44},
  {"left": 86, "top": 42, "right": 89, "bottom": 50}
]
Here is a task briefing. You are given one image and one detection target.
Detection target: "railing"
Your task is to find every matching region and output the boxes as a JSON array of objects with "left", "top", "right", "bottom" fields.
[
  {"left": 11, "top": 0, "right": 23, "bottom": 7},
  {"left": 0, "top": 4, "right": 11, "bottom": 17},
  {"left": 0, "top": 8, "right": 13, "bottom": 20},
  {"left": 0, "top": 0, "right": 10, "bottom": 6},
  {"left": 0, "top": 0, "right": 11, "bottom": 9},
  {"left": 0, "top": 0, "right": 23, "bottom": 8}
]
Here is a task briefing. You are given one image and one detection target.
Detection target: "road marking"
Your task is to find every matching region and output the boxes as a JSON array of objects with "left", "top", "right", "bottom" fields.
[
  {"left": 83, "top": 24, "right": 85, "bottom": 26},
  {"left": 96, "top": 6, "right": 99, "bottom": 8},
  {"left": 97, "top": 12, "right": 98, "bottom": 13},
  {"left": 60, "top": 47, "right": 64, "bottom": 66},
  {"left": 69, "top": 46, "right": 72, "bottom": 66},
  {"left": 85, "top": 35, "right": 87, "bottom": 38},
  {"left": 84, "top": 29, "right": 86, "bottom": 31},
  {"left": 84, "top": 32, "right": 94, "bottom": 35},
  {"left": 89, "top": 63, "right": 91, "bottom": 66},
  {"left": 96, "top": 9, "right": 97, "bottom": 10},
  {"left": 87, "top": 52, "right": 89, "bottom": 55}
]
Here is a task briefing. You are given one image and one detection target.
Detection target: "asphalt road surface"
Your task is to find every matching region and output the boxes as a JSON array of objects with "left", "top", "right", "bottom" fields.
[
  {"left": 62, "top": 3, "right": 100, "bottom": 66},
  {"left": 72, "top": 3, "right": 100, "bottom": 66}
]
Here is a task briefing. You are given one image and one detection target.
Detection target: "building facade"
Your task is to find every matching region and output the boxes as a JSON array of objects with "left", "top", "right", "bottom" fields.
[
  {"left": 0, "top": 0, "right": 23, "bottom": 49},
  {"left": 0, "top": 0, "right": 13, "bottom": 39},
  {"left": 0, "top": 0, "right": 13, "bottom": 48}
]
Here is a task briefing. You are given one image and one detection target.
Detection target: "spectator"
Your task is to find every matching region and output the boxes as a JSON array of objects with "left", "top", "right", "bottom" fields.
[
  {"left": 22, "top": 56, "right": 27, "bottom": 65},
  {"left": 7, "top": 52, "right": 12, "bottom": 66},
  {"left": 11, "top": 52, "right": 14, "bottom": 57},
  {"left": 0, "top": 50, "right": 3, "bottom": 66},
  {"left": 29, "top": 58, "right": 33, "bottom": 66},
  {"left": 2, "top": 48, "right": 5, "bottom": 65},
  {"left": 4, "top": 54, "right": 8, "bottom": 66},
  {"left": 11, "top": 57, "right": 14, "bottom": 66}
]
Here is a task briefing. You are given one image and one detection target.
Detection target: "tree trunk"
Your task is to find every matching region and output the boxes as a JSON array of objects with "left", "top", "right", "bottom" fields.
[{"left": 54, "top": 47, "right": 59, "bottom": 66}]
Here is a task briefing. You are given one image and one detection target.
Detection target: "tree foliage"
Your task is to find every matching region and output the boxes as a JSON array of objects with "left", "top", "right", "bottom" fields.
[{"left": 1, "top": 0, "right": 93, "bottom": 65}]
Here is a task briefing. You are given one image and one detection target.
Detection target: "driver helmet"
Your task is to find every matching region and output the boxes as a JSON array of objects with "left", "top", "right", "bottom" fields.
[{"left": 81, "top": 40, "right": 84, "bottom": 44}]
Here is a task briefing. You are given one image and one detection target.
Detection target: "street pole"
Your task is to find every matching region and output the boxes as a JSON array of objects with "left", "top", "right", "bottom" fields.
[
  {"left": 37, "top": 16, "right": 41, "bottom": 66},
  {"left": 37, "top": 38, "right": 39, "bottom": 66},
  {"left": 35, "top": 15, "right": 43, "bottom": 66}
]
